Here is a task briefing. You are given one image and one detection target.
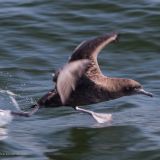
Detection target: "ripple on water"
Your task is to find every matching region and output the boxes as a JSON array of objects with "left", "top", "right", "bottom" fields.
[{"left": 0, "top": 0, "right": 159, "bottom": 160}]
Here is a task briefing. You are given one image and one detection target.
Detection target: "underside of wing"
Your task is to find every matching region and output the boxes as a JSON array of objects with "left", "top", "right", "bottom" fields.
[{"left": 56, "top": 59, "right": 90, "bottom": 104}]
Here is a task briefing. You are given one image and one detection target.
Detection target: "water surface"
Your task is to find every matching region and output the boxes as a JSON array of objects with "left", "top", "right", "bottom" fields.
[{"left": 0, "top": 1, "right": 160, "bottom": 160}]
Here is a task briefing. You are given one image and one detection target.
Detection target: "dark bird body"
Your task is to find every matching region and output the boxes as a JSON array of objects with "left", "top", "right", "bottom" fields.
[
  {"left": 37, "top": 33, "right": 152, "bottom": 108},
  {"left": 11, "top": 33, "right": 153, "bottom": 119}
]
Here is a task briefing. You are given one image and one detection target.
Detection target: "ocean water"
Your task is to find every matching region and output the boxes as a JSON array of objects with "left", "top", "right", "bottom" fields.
[{"left": 0, "top": 0, "right": 160, "bottom": 159}]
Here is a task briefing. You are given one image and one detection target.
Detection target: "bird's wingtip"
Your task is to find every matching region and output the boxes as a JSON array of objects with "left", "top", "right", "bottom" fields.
[{"left": 110, "top": 32, "right": 119, "bottom": 42}]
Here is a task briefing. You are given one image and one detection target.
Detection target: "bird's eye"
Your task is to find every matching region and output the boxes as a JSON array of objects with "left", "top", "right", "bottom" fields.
[
  {"left": 124, "top": 87, "right": 132, "bottom": 92},
  {"left": 133, "top": 85, "right": 141, "bottom": 90}
]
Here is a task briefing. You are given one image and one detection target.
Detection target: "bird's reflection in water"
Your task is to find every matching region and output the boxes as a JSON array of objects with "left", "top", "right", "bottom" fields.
[
  {"left": 45, "top": 127, "right": 93, "bottom": 160},
  {"left": 44, "top": 125, "right": 148, "bottom": 160}
]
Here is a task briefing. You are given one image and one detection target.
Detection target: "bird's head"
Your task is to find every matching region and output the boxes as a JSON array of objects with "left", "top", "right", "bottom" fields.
[
  {"left": 120, "top": 79, "right": 153, "bottom": 97},
  {"left": 109, "top": 78, "right": 153, "bottom": 99}
]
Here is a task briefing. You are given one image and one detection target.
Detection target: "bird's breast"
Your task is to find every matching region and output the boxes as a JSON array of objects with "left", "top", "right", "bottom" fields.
[{"left": 66, "top": 82, "right": 111, "bottom": 106}]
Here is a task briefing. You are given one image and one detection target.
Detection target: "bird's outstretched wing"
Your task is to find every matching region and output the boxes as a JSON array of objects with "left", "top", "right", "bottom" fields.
[
  {"left": 57, "top": 59, "right": 90, "bottom": 104},
  {"left": 69, "top": 33, "right": 118, "bottom": 77}
]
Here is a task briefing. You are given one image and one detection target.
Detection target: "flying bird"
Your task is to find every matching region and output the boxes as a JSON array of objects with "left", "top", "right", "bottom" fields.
[{"left": 11, "top": 33, "right": 153, "bottom": 122}]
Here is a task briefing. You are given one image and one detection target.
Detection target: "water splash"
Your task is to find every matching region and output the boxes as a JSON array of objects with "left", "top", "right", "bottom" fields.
[
  {"left": 0, "top": 128, "right": 9, "bottom": 140},
  {"left": 9, "top": 96, "right": 20, "bottom": 111},
  {"left": 0, "top": 89, "right": 20, "bottom": 128},
  {"left": 0, "top": 110, "right": 13, "bottom": 127},
  {"left": 0, "top": 90, "right": 17, "bottom": 97},
  {"left": 0, "top": 89, "right": 21, "bottom": 111}
]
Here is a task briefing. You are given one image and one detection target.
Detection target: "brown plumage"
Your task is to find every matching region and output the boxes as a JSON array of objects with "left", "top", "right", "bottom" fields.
[
  {"left": 11, "top": 33, "right": 153, "bottom": 118},
  {"left": 37, "top": 33, "right": 152, "bottom": 108}
]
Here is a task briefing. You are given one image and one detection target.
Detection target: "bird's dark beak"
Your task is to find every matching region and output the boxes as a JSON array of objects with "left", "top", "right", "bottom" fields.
[{"left": 135, "top": 88, "right": 153, "bottom": 97}]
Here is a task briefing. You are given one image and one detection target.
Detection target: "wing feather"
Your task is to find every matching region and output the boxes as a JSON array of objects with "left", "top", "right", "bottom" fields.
[
  {"left": 69, "top": 33, "right": 118, "bottom": 76},
  {"left": 57, "top": 59, "right": 90, "bottom": 104}
]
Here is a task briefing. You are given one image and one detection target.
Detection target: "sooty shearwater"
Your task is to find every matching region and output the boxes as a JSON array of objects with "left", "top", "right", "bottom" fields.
[{"left": 11, "top": 33, "right": 153, "bottom": 123}]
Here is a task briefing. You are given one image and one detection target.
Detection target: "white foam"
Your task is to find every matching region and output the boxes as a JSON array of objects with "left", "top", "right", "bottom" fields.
[
  {"left": 0, "top": 110, "right": 13, "bottom": 127},
  {"left": 0, "top": 90, "right": 17, "bottom": 97},
  {"left": 0, "top": 89, "right": 21, "bottom": 111},
  {"left": 0, "top": 89, "right": 19, "bottom": 128},
  {"left": 0, "top": 128, "right": 8, "bottom": 140}
]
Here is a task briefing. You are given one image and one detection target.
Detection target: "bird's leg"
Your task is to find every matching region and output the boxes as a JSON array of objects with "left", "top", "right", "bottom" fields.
[
  {"left": 73, "top": 106, "right": 112, "bottom": 123},
  {"left": 11, "top": 104, "right": 40, "bottom": 117}
]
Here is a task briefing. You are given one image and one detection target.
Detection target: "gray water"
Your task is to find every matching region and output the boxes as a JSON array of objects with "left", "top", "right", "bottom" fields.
[{"left": 0, "top": 0, "right": 160, "bottom": 159}]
